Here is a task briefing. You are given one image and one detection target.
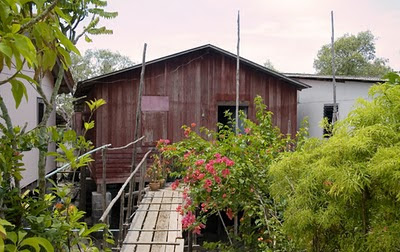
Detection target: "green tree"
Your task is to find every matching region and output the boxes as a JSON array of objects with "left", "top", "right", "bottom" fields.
[
  {"left": 270, "top": 73, "right": 400, "bottom": 251},
  {"left": 263, "top": 59, "right": 276, "bottom": 71},
  {"left": 313, "top": 31, "right": 392, "bottom": 77},
  {"left": 56, "top": 49, "right": 133, "bottom": 128},
  {"left": 70, "top": 49, "right": 134, "bottom": 82}
]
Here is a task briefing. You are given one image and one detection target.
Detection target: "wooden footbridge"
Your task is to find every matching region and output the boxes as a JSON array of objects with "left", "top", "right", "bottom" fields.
[
  {"left": 121, "top": 186, "right": 184, "bottom": 252},
  {"left": 96, "top": 137, "right": 185, "bottom": 251}
]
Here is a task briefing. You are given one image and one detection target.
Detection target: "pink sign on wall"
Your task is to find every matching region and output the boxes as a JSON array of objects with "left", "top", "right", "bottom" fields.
[{"left": 141, "top": 96, "right": 169, "bottom": 112}]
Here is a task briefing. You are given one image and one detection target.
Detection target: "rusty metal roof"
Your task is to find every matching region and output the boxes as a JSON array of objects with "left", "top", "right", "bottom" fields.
[{"left": 285, "top": 73, "right": 383, "bottom": 83}]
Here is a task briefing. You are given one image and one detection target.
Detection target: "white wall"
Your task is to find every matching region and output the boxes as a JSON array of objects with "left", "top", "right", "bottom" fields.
[
  {"left": 296, "top": 78, "right": 374, "bottom": 138},
  {"left": 0, "top": 66, "right": 56, "bottom": 188}
]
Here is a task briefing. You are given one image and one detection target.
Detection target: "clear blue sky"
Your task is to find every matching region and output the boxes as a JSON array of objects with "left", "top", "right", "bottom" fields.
[{"left": 77, "top": 0, "right": 400, "bottom": 74}]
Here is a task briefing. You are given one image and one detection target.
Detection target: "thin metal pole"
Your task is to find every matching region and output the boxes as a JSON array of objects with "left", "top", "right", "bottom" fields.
[
  {"left": 235, "top": 10, "right": 240, "bottom": 133},
  {"left": 234, "top": 10, "right": 240, "bottom": 236},
  {"left": 331, "top": 11, "right": 338, "bottom": 124}
]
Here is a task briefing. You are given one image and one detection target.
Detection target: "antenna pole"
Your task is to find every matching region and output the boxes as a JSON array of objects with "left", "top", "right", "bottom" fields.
[
  {"left": 235, "top": 11, "right": 240, "bottom": 133},
  {"left": 331, "top": 11, "right": 338, "bottom": 124}
]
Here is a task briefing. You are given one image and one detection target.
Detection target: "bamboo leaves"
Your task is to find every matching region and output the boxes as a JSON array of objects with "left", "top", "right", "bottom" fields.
[{"left": 269, "top": 73, "right": 400, "bottom": 251}]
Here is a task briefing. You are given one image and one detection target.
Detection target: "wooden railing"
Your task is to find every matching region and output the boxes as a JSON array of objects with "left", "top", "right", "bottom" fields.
[{"left": 98, "top": 136, "right": 152, "bottom": 250}]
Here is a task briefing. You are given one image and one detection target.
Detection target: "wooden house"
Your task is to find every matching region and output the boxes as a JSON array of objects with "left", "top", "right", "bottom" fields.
[{"left": 74, "top": 44, "right": 309, "bottom": 185}]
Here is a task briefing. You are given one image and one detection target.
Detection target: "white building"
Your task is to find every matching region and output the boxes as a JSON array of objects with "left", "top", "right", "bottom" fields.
[
  {"left": 287, "top": 74, "right": 381, "bottom": 138},
  {"left": 0, "top": 65, "right": 73, "bottom": 188}
]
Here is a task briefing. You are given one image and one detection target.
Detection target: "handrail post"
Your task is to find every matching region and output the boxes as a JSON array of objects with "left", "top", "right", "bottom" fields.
[
  {"left": 118, "top": 192, "right": 125, "bottom": 248},
  {"left": 101, "top": 148, "right": 108, "bottom": 249},
  {"left": 125, "top": 145, "right": 138, "bottom": 233},
  {"left": 102, "top": 148, "right": 107, "bottom": 215},
  {"left": 188, "top": 231, "right": 193, "bottom": 252},
  {"left": 138, "top": 161, "right": 144, "bottom": 203}
]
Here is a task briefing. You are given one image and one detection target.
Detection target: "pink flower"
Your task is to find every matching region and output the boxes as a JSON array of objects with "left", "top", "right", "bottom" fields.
[
  {"left": 171, "top": 179, "right": 180, "bottom": 190},
  {"left": 184, "top": 152, "right": 191, "bottom": 159},
  {"left": 222, "top": 193, "right": 227, "bottom": 198},
  {"left": 214, "top": 153, "right": 221, "bottom": 159},
  {"left": 182, "top": 190, "right": 188, "bottom": 199},
  {"left": 206, "top": 164, "right": 216, "bottom": 175},
  {"left": 224, "top": 158, "right": 235, "bottom": 167},
  {"left": 195, "top": 159, "right": 205, "bottom": 166},
  {"left": 184, "top": 128, "right": 191, "bottom": 137},
  {"left": 201, "top": 202, "right": 208, "bottom": 212},
  {"left": 203, "top": 179, "right": 212, "bottom": 189},
  {"left": 244, "top": 128, "right": 251, "bottom": 134},
  {"left": 226, "top": 208, "right": 234, "bottom": 220},
  {"left": 176, "top": 205, "right": 183, "bottom": 215},
  {"left": 222, "top": 168, "right": 230, "bottom": 178},
  {"left": 193, "top": 223, "right": 206, "bottom": 235},
  {"left": 182, "top": 211, "right": 196, "bottom": 229},
  {"left": 184, "top": 176, "right": 190, "bottom": 183},
  {"left": 214, "top": 176, "right": 221, "bottom": 184},
  {"left": 197, "top": 173, "right": 205, "bottom": 180},
  {"left": 191, "top": 123, "right": 197, "bottom": 128}
]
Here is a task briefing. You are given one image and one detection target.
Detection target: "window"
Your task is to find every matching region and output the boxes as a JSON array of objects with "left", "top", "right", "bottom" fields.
[
  {"left": 37, "top": 98, "right": 45, "bottom": 124},
  {"left": 323, "top": 104, "right": 338, "bottom": 136},
  {"left": 217, "top": 105, "right": 248, "bottom": 133}
]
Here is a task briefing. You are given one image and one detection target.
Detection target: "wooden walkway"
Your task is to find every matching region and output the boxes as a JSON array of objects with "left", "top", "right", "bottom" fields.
[{"left": 121, "top": 185, "right": 184, "bottom": 252}]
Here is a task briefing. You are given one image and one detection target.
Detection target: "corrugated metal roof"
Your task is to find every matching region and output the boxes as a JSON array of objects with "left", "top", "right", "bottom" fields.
[
  {"left": 285, "top": 73, "right": 383, "bottom": 83},
  {"left": 76, "top": 44, "right": 310, "bottom": 93}
]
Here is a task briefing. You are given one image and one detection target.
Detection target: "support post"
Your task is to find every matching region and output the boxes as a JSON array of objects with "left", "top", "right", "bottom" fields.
[
  {"left": 331, "top": 11, "right": 338, "bottom": 124},
  {"left": 235, "top": 10, "right": 240, "bottom": 133},
  {"left": 187, "top": 231, "right": 193, "bottom": 252},
  {"left": 118, "top": 192, "right": 125, "bottom": 248},
  {"left": 127, "top": 43, "right": 147, "bottom": 227},
  {"left": 234, "top": 10, "right": 240, "bottom": 236},
  {"left": 102, "top": 148, "right": 107, "bottom": 213}
]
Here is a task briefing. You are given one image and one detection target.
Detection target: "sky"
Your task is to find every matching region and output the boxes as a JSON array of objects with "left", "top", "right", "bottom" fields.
[{"left": 76, "top": 0, "right": 400, "bottom": 74}]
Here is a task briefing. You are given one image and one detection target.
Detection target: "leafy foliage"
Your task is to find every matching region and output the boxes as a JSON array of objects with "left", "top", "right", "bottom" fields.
[
  {"left": 263, "top": 59, "right": 276, "bottom": 71},
  {"left": 313, "top": 31, "right": 392, "bottom": 77},
  {"left": 160, "top": 97, "right": 306, "bottom": 250},
  {"left": 58, "top": 0, "right": 118, "bottom": 44},
  {"left": 269, "top": 73, "right": 400, "bottom": 251},
  {"left": 0, "top": 0, "right": 80, "bottom": 108},
  {"left": 0, "top": 99, "right": 110, "bottom": 251},
  {"left": 70, "top": 49, "right": 134, "bottom": 82}
]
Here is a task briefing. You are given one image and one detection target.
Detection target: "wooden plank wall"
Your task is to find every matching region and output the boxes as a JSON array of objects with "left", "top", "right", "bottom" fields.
[{"left": 87, "top": 49, "right": 298, "bottom": 184}]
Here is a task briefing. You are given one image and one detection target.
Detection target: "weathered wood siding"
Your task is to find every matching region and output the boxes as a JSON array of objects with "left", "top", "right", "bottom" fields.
[{"left": 85, "top": 49, "right": 298, "bottom": 184}]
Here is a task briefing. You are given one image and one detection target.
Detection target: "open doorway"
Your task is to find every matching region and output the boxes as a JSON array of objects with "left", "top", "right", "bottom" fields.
[{"left": 217, "top": 105, "right": 248, "bottom": 132}]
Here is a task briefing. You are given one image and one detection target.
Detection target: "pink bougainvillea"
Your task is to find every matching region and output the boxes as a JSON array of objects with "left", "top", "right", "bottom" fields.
[
  {"left": 193, "top": 223, "right": 206, "bottom": 235},
  {"left": 182, "top": 211, "right": 196, "bottom": 229},
  {"left": 171, "top": 179, "right": 180, "bottom": 190},
  {"left": 226, "top": 208, "right": 234, "bottom": 220},
  {"left": 195, "top": 159, "right": 205, "bottom": 166},
  {"left": 222, "top": 168, "right": 230, "bottom": 178}
]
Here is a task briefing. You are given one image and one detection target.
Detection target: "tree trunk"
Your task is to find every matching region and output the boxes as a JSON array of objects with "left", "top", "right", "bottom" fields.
[
  {"left": 37, "top": 67, "right": 64, "bottom": 197},
  {"left": 361, "top": 187, "right": 370, "bottom": 235}
]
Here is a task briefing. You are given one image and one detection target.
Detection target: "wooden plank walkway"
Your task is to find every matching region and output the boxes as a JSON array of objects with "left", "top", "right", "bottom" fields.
[{"left": 121, "top": 185, "right": 184, "bottom": 252}]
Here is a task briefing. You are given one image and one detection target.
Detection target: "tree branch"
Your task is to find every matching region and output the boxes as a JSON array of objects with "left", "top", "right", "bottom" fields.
[
  {"left": 0, "top": 60, "right": 26, "bottom": 86},
  {"left": 20, "top": 0, "right": 60, "bottom": 33}
]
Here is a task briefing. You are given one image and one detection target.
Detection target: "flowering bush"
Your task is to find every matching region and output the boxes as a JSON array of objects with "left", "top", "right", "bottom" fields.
[{"left": 159, "top": 96, "right": 307, "bottom": 250}]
